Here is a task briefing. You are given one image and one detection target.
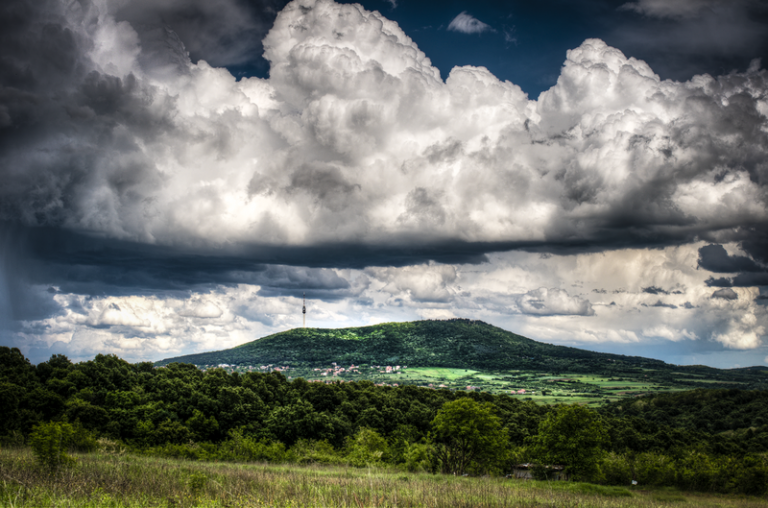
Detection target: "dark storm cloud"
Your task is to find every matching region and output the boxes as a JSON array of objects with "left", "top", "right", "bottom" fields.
[
  {"left": 0, "top": 222, "right": 495, "bottom": 323},
  {"left": 114, "top": 0, "right": 289, "bottom": 72},
  {"left": 613, "top": 0, "right": 768, "bottom": 81},
  {"left": 698, "top": 244, "right": 764, "bottom": 273},
  {"left": 699, "top": 244, "right": 768, "bottom": 287}
]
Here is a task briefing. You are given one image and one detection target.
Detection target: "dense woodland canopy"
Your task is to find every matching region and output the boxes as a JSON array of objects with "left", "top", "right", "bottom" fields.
[{"left": 2, "top": 346, "right": 768, "bottom": 495}]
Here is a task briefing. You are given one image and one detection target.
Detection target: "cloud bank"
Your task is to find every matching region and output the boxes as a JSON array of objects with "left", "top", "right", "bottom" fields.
[
  {"left": 3, "top": 0, "right": 768, "bottom": 254},
  {"left": 0, "top": 0, "right": 767, "bottom": 366}
]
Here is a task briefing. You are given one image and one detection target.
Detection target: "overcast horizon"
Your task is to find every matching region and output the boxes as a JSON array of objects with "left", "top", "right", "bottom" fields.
[{"left": 2, "top": 0, "right": 768, "bottom": 369}]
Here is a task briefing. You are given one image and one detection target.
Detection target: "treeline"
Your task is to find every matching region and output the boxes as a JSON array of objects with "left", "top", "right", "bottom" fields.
[{"left": 2, "top": 347, "right": 768, "bottom": 495}]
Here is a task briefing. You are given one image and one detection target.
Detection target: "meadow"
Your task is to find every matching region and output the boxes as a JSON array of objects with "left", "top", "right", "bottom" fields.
[{"left": 1, "top": 447, "right": 766, "bottom": 508}]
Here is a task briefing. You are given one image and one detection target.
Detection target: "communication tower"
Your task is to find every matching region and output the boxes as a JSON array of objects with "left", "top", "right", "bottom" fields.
[{"left": 302, "top": 292, "right": 306, "bottom": 328}]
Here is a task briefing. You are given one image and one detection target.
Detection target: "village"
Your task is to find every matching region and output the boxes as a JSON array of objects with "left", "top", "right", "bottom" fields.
[{"left": 191, "top": 362, "right": 535, "bottom": 395}]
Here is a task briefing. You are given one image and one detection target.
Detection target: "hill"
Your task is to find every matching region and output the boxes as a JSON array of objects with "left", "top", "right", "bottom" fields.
[
  {"left": 155, "top": 320, "right": 768, "bottom": 395},
  {"left": 156, "top": 319, "right": 665, "bottom": 372}
]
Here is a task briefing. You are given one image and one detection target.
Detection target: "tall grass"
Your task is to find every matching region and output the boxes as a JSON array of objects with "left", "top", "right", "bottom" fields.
[{"left": 1, "top": 447, "right": 765, "bottom": 508}]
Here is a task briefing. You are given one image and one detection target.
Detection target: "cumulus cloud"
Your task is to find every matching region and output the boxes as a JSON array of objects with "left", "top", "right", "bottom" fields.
[
  {"left": 1, "top": 0, "right": 768, "bottom": 366},
  {"left": 447, "top": 12, "right": 493, "bottom": 34},
  {"left": 368, "top": 264, "right": 459, "bottom": 303},
  {"left": 178, "top": 300, "right": 223, "bottom": 319},
  {"left": 2, "top": 0, "right": 768, "bottom": 260}
]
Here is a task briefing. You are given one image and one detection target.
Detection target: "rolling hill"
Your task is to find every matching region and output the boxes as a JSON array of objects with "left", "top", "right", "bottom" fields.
[
  {"left": 156, "top": 319, "right": 768, "bottom": 399},
  {"left": 157, "top": 319, "right": 662, "bottom": 372}
]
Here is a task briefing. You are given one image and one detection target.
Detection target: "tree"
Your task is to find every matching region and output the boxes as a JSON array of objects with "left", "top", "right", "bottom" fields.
[
  {"left": 430, "top": 398, "right": 509, "bottom": 475},
  {"left": 532, "top": 404, "right": 607, "bottom": 481}
]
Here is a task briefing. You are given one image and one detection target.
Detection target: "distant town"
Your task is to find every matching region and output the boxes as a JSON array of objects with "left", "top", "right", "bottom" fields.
[{"left": 189, "top": 362, "right": 534, "bottom": 395}]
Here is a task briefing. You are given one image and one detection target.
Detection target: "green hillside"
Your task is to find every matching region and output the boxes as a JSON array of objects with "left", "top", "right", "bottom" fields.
[
  {"left": 155, "top": 320, "right": 768, "bottom": 399},
  {"left": 156, "top": 319, "right": 659, "bottom": 371}
]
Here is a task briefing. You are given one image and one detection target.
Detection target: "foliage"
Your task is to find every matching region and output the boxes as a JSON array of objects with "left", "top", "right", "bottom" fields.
[
  {"left": 346, "top": 427, "right": 389, "bottom": 467},
  {"left": 403, "top": 441, "right": 433, "bottom": 472},
  {"left": 3, "top": 343, "right": 768, "bottom": 495},
  {"left": 289, "top": 438, "right": 342, "bottom": 464},
  {"left": 28, "top": 421, "right": 76, "bottom": 470},
  {"left": 532, "top": 404, "right": 607, "bottom": 481},
  {"left": 217, "top": 429, "right": 287, "bottom": 462},
  {"left": 430, "top": 398, "right": 509, "bottom": 475}
]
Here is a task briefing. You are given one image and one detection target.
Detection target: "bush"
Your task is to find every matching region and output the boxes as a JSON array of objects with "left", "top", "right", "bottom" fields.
[
  {"left": 289, "top": 439, "right": 342, "bottom": 464},
  {"left": 346, "top": 428, "right": 388, "bottom": 467},
  {"left": 600, "top": 452, "right": 633, "bottom": 485},
  {"left": 218, "top": 429, "right": 286, "bottom": 462},
  {"left": 404, "top": 442, "right": 433, "bottom": 472},
  {"left": 28, "top": 421, "right": 76, "bottom": 470}
]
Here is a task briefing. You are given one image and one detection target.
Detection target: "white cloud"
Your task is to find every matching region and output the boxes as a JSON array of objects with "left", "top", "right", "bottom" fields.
[
  {"left": 447, "top": 12, "right": 493, "bottom": 34},
  {"left": 3, "top": 1, "right": 768, "bottom": 256},
  {"left": 178, "top": 300, "right": 223, "bottom": 319}
]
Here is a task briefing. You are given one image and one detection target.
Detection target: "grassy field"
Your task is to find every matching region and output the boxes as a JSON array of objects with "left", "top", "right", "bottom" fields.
[{"left": 1, "top": 448, "right": 766, "bottom": 508}]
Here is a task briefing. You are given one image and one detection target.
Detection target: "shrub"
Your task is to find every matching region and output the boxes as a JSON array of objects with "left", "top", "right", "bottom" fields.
[
  {"left": 403, "top": 442, "right": 433, "bottom": 472},
  {"left": 28, "top": 421, "right": 76, "bottom": 470},
  {"left": 346, "top": 427, "right": 388, "bottom": 467},
  {"left": 289, "top": 439, "right": 341, "bottom": 464},
  {"left": 218, "top": 429, "right": 286, "bottom": 462}
]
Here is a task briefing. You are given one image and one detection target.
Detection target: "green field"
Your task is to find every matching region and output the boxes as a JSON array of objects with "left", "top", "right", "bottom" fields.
[
  {"left": 2, "top": 447, "right": 765, "bottom": 508},
  {"left": 239, "top": 364, "right": 738, "bottom": 406}
]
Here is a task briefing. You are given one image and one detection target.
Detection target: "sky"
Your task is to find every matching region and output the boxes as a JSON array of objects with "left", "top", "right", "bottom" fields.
[{"left": 1, "top": 0, "right": 768, "bottom": 369}]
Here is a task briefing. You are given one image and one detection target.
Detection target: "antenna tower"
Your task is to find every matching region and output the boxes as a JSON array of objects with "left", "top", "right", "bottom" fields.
[{"left": 302, "top": 292, "right": 306, "bottom": 328}]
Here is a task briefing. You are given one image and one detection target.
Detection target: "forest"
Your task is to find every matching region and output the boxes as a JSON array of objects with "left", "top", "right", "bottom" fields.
[{"left": 2, "top": 345, "right": 768, "bottom": 498}]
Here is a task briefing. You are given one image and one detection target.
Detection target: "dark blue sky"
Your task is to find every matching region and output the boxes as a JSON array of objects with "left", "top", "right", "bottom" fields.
[{"left": 223, "top": 0, "right": 768, "bottom": 98}]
